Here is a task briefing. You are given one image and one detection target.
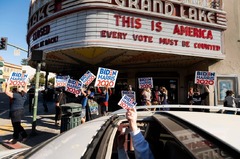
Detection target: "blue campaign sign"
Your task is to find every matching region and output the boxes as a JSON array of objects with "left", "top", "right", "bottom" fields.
[
  {"left": 118, "top": 95, "right": 137, "bottom": 110},
  {"left": 94, "top": 67, "right": 118, "bottom": 88},
  {"left": 66, "top": 78, "right": 83, "bottom": 96},
  {"left": 195, "top": 71, "right": 215, "bottom": 85},
  {"left": 138, "top": 77, "right": 153, "bottom": 89},
  {"left": 79, "top": 70, "right": 96, "bottom": 87},
  {"left": 121, "top": 90, "right": 136, "bottom": 102},
  {"left": 9, "top": 72, "right": 29, "bottom": 86},
  {"left": 55, "top": 75, "right": 69, "bottom": 87}
]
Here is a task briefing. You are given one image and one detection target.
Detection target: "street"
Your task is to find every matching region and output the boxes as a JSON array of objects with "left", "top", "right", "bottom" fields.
[{"left": 0, "top": 92, "right": 60, "bottom": 151}]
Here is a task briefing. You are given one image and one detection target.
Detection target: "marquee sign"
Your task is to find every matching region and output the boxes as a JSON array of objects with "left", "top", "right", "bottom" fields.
[
  {"left": 28, "top": 0, "right": 226, "bottom": 31},
  {"left": 27, "top": 0, "right": 226, "bottom": 60}
]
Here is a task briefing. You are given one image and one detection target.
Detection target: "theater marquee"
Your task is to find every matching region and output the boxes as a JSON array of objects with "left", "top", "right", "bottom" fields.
[{"left": 27, "top": 0, "right": 226, "bottom": 59}]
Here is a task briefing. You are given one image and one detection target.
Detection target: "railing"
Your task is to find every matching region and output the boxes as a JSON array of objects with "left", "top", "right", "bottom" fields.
[{"left": 112, "top": 105, "right": 240, "bottom": 115}]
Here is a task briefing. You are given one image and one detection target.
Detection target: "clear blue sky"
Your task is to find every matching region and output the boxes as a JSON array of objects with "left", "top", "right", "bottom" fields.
[{"left": 0, "top": 0, "right": 30, "bottom": 65}]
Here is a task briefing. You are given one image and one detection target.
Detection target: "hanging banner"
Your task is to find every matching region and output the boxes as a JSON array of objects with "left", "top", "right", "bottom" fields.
[
  {"left": 79, "top": 70, "right": 96, "bottom": 87},
  {"left": 138, "top": 77, "right": 153, "bottom": 89},
  {"left": 118, "top": 94, "right": 137, "bottom": 110},
  {"left": 121, "top": 90, "right": 136, "bottom": 103},
  {"left": 65, "top": 78, "right": 83, "bottom": 96},
  {"left": 195, "top": 71, "right": 215, "bottom": 85},
  {"left": 94, "top": 67, "right": 118, "bottom": 88},
  {"left": 8, "top": 72, "right": 28, "bottom": 86},
  {"left": 55, "top": 75, "right": 69, "bottom": 88}
]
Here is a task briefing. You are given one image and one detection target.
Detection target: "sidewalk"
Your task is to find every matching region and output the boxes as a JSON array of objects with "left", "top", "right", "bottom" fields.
[{"left": 0, "top": 99, "right": 60, "bottom": 150}]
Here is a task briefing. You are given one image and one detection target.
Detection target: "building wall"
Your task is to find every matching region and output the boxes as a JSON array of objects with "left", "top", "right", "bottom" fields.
[
  {"left": 209, "top": 0, "right": 240, "bottom": 105},
  {"left": 0, "top": 62, "right": 22, "bottom": 92},
  {"left": 0, "top": 57, "right": 56, "bottom": 92}
]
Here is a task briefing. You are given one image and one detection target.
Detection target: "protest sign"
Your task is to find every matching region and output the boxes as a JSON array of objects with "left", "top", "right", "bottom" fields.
[
  {"left": 138, "top": 77, "right": 153, "bottom": 89},
  {"left": 88, "top": 100, "right": 99, "bottom": 115},
  {"left": 121, "top": 90, "right": 136, "bottom": 103},
  {"left": 118, "top": 95, "right": 137, "bottom": 110},
  {"left": 94, "top": 67, "right": 118, "bottom": 88},
  {"left": 65, "top": 78, "right": 83, "bottom": 96},
  {"left": 55, "top": 75, "right": 69, "bottom": 88},
  {"left": 79, "top": 70, "right": 96, "bottom": 87},
  {"left": 195, "top": 71, "right": 215, "bottom": 85},
  {"left": 8, "top": 72, "right": 28, "bottom": 86}
]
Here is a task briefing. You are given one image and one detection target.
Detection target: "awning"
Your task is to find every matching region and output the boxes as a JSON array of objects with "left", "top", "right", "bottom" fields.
[{"left": 0, "top": 61, "right": 3, "bottom": 67}]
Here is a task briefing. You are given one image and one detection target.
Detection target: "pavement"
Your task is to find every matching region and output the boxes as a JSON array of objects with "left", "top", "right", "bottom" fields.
[{"left": 0, "top": 93, "right": 60, "bottom": 151}]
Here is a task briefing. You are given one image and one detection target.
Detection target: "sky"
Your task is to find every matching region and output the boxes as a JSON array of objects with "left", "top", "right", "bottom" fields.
[{"left": 0, "top": 1, "right": 30, "bottom": 65}]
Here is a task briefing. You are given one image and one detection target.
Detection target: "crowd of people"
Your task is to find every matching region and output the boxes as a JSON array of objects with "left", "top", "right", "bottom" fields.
[
  {"left": 140, "top": 86, "right": 169, "bottom": 107},
  {"left": 4, "top": 81, "right": 239, "bottom": 144},
  {"left": 27, "top": 83, "right": 240, "bottom": 128}
]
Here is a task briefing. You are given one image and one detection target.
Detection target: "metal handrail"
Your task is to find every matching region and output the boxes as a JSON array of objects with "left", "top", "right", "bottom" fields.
[{"left": 111, "top": 105, "right": 240, "bottom": 115}]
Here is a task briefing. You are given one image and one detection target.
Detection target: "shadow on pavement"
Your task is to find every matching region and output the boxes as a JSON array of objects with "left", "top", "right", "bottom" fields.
[{"left": 24, "top": 130, "right": 59, "bottom": 147}]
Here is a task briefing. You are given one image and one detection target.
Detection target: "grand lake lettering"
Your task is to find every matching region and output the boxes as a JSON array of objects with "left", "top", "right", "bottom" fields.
[{"left": 111, "top": 0, "right": 217, "bottom": 24}]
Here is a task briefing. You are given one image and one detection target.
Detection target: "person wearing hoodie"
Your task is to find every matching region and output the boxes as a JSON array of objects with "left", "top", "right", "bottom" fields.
[{"left": 223, "top": 90, "right": 236, "bottom": 114}]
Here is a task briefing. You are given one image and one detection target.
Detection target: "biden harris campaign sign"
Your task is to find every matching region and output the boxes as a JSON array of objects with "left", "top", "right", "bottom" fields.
[
  {"left": 138, "top": 77, "right": 153, "bottom": 89},
  {"left": 94, "top": 67, "right": 118, "bottom": 88},
  {"left": 55, "top": 75, "right": 69, "bottom": 88},
  {"left": 121, "top": 90, "right": 136, "bottom": 103},
  {"left": 8, "top": 72, "right": 29, "bottom": 86},
  {"left": 79, "top": 70, "right": 96, "bottom": 87},
  {"left": 66, "top": 78, "right": 83, "bottom": 96},
  {"left": 118, "top": 95, "right": 137, "bottom": 110},
  {"left": 195, "top": 71, "right": 215, "bottom": 86}
]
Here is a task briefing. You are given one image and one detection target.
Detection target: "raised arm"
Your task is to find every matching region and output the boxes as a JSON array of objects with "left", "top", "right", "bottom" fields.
[
  {"left": 81, "top": 88, "right": 87, "bottom": 97},
  {"left": 126, "top": 108, "right": 154, "bottom": 159},
  {"left": 5, "top": 83, "right": 13, "bottom": 98},
  {"left": 22, "top": 84, "right": 28, "bottom": 93},
  {"left": 204, "top": 85, "right": 210, "bottom": 93}
]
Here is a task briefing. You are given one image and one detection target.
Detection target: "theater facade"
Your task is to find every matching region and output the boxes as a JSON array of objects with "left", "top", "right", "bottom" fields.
[{"left": 27, "top": 0, "right": 240, "bottom": 106}]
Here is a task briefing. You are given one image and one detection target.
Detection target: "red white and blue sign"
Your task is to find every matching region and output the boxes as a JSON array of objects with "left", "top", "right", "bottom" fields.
[
  {"left": 66, "top": 78, "right": 83, "bottom": 96},
  {"left": 8, "top": 72, "right": 28, "bottom": 86},
  {"left": 94, "top": 67, "right": 118, "bottom": 88},
  {"left": 55, "top": 75, "right": 69, "bottom": 88},
  {"left": 121, "top": 90, "right": 136, "bottom": 103},
  {"left": 195, "top": 71, "right": 215, "bottom": 86},
  {"left": 79, "top": 70, "right": 96, "bottom": 87},
  {"left": 138, "top": 77, "right": 153, "bottom": 89},
  {"left": 118, "top": 95, "right": 137, "bottom": 110}
]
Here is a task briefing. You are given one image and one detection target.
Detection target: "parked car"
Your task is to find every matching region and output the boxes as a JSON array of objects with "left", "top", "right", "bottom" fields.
[{"left": 1, "top": 105, "right": 240, "bottom": 159}]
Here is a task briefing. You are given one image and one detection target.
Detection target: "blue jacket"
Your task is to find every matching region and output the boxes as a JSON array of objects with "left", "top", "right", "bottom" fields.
[{"left": 118, "top": 130, "right": 154, "bottom": 159}]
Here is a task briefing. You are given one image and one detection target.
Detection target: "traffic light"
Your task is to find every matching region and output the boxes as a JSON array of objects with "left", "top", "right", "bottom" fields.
[{"left": 0, "top": 37, "right": 7, "bottom": 50}]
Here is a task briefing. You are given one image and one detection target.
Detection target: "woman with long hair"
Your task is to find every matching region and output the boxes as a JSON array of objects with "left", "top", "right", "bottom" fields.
[{"left": 160, "top": 87, "right": 169, "bottom": 110}]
